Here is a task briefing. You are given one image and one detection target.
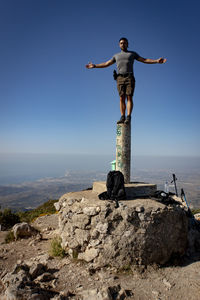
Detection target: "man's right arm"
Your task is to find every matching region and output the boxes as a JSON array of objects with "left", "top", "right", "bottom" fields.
[{"left": 85, "top": 59, "right": 115, "bottom": 69}]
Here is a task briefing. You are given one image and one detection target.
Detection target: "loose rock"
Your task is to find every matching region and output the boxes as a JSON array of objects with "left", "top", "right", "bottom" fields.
[{"left": 12, "top": 222, "right": 38, "bottom": 240}]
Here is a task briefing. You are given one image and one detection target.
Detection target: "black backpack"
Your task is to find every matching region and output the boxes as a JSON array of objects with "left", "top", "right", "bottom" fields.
[{"left": 98, "top": 171, "right": 126, "bottom": 203}]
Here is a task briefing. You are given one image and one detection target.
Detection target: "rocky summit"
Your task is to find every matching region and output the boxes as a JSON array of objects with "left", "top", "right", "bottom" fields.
[{"left": 55, "top": 190, "right": 189, "bottom": 268}]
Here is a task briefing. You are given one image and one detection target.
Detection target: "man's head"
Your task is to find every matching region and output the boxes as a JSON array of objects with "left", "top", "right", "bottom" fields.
[{"left": 119, "top": 37, "right": 128, "bottom": 51}]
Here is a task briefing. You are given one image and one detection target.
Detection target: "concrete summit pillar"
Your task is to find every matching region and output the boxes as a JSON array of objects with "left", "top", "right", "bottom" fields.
[{"left": 116, "top": 123, "right": 131, "bottom": 183}]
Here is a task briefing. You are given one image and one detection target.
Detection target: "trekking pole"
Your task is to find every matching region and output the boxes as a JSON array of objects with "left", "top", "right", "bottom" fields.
[
  {"left": 171, "top": 173, "right": 178, "bottom": 196},
  {"left": 181, "top": 188, "right": 190, "bottom": 209},
  {"left": 181, "top": 188, "right": 193, "bottom": 219}
]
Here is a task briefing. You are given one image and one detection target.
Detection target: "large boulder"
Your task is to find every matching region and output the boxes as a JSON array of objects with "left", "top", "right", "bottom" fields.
[
  {"left": 56, "top": 191, "right": 189, "bottom": 268},
  {"left": 12, "top": 222, "right": 38, "bottom": 240}
]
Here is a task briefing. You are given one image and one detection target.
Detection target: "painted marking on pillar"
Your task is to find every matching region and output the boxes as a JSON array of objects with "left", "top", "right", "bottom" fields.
[
  {"left": 117, "top": 152, "right": 121, "bottom": 157},
  {"left": 116, "top": 144, "right": 122, "bottom": 166},
  {"left": 117, "top": 125, "right": 122, "bottom": 136}
]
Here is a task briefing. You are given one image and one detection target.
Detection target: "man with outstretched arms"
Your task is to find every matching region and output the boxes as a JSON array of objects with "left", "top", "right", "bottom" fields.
[{"left": 86, "top": 37, "right": 166, "bottom": 124}]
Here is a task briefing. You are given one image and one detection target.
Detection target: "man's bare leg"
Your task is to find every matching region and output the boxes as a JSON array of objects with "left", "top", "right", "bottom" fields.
[
  {"left": 125, "top": 95, "right": 133, "bottom": 124},
  {"left": 120, "top": 95, "right": 126, "bottom": 116},
  {"left": 127, "top": 95, "right": 133, "bottom": 116},
  {"left": 117, "top": 95, "right": 126, "bottom": 124}
]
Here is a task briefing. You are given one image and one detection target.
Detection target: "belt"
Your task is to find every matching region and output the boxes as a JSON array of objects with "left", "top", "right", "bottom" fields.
[{"left": 118, "top": 73, "right": 133, "bottom": 77}]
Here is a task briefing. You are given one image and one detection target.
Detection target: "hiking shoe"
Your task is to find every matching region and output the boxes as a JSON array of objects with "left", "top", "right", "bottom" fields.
[
  {"left": 125, "top": 115, "right": 131, "bottom": 124},
  {"left": 117, "top": 116, "right": 125, "bottom": 124}
]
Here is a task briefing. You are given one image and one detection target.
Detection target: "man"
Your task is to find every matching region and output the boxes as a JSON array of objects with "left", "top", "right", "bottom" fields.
[{"left": 86, "top": 37, "right": 167, "bottom": 124}]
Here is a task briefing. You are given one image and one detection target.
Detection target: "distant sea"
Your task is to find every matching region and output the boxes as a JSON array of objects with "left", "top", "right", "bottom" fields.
[{"left": 0, "top": 153, "right": 200, "bottom": 185}]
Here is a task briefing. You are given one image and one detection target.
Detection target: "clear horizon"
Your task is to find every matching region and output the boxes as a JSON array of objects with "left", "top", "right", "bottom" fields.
[
  {"left": 0, "top": 153, "right": 200, "bottom": 185},
  {"left": 1, "top": 152, "right": 200, "bottom": 157}
]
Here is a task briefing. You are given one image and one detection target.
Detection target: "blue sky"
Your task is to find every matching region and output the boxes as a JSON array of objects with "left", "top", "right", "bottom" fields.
[{"left": 0, "top": 0, "right": 200, "bottom": 157}]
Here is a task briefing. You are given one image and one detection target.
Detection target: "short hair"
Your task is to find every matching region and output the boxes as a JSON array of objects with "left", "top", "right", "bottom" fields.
[{"left": 119, "top": 37, "right": 128, "bottom": 43}]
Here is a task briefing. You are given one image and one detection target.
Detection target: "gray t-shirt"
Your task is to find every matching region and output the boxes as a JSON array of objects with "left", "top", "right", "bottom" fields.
[{"left": 112, "top": 50, "right": 140, "bottom": 75}]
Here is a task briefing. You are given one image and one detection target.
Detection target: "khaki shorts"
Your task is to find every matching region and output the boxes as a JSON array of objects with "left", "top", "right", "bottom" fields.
[{"left": 117, "top": 75, "right": 135, "bottom": 97}]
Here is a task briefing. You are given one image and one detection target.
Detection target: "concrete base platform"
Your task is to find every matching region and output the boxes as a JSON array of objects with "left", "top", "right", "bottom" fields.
[{"left": 93, "top": 181, "right": 157, "bottom": 199}]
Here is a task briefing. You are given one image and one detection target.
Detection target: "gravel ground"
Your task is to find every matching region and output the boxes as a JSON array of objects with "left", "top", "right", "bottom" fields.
[{"left": 0, "top": 214, "right": 200, "bottom": 299}]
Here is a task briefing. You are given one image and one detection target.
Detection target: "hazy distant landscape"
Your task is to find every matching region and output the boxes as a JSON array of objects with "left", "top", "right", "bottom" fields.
[
  {"left": 0, "top": 154, "right": 199, "bottom": 211},
  {"left": 0, "top": 171, "right": 106, "bottom": 211}
]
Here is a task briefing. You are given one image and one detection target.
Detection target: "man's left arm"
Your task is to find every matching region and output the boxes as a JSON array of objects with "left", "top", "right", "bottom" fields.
[{"left": 136, "top": 56, "right": 167, "bottom": 64}]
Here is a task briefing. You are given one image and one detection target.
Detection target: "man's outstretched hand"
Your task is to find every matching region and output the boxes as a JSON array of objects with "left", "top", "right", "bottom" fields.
[
  {"left": 157, "top": 57, "right": 167, "bottom": 64},
  {"left": 85, "top": 62, "right": 96, "bottom": 69}
]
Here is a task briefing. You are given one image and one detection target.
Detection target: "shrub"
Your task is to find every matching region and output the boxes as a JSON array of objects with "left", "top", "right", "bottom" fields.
[
  {"left": 192, "top": 209, "right": 200, "bottom": 215},
  {"left": 117, "top": 264, "right": 133, "bottom": 274},
  {"left": 5, "top": 231, "right": 15, "bottom": 243},
  {"left": 0, "top": 199, "right": 59, "bottom": 229},
  {"left": 17, "top": 199, "right": 58, "bottom": 223},
  {"left": 49, "top": 237, "right": 65, "bottom": 258},
  {"left": 0, "top": 208, "right": 20, "bottom": 229}
]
